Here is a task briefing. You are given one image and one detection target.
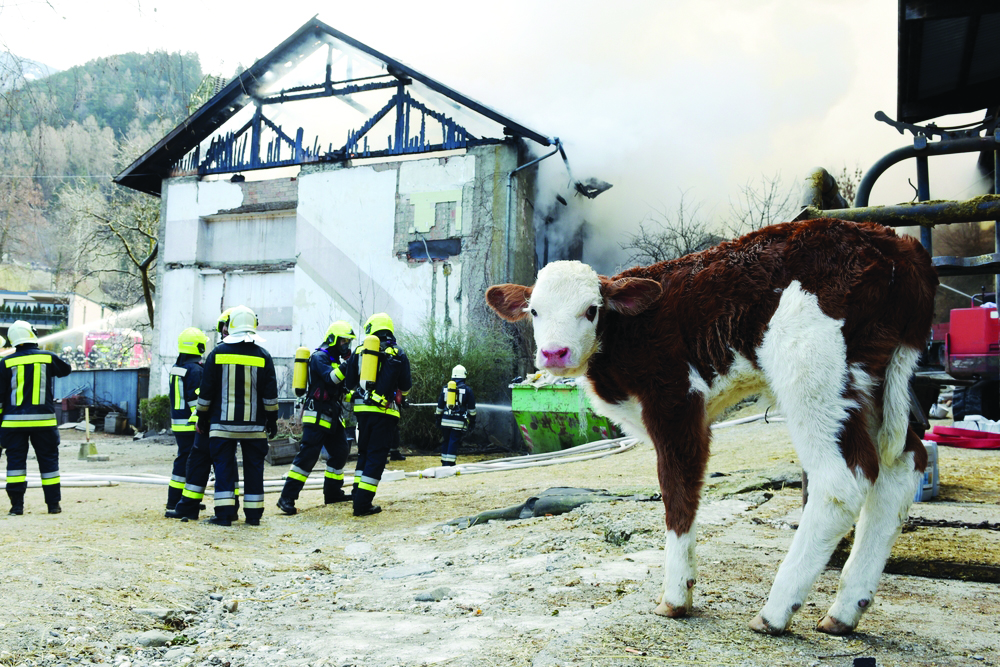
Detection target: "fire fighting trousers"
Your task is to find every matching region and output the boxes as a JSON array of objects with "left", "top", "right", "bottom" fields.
[
  {"left": 353, "top": 412, "right": 397, "bottom": 511},
  {"left": 174, "top": 432, "right": 240, "bottom": 519},
  {"left": 440, "top": 427, "right": 464, "bottom": 466},
  {"left": 167, "top": 431, "right": 196, "bottom": 509},
  {"left": 3, "top": 426, "right": 60, "bottom": 507},
  {"left": 281, "top": 423, "right": 351, "bottom": 503},
  {"left": 210, "top": 437, "right": 267, "bottom": 522}
]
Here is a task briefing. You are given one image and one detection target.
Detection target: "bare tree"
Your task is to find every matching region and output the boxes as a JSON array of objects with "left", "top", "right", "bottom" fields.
[
  {"left": 59, "top": 173, "right": 159, "bottom": 327},
  {"left": 726, "top": 173, "right": 798, "bottom": 237},
  {"left": 620, "top": 193, "right": 723, "bottom": 266},
  {"left": 835, "top": 165, "right": 864, "bottom": 207}
]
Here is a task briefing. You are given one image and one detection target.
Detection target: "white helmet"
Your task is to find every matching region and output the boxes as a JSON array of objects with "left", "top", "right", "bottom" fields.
[
  {"left": 227, "top": 305, "right": 258, "bottom": 335},
  {"left": 8, "top": 320, "right": 38, "bottom": 347},
  {"left": 451, "top": 364, "right": 467, "bottom": 379}
]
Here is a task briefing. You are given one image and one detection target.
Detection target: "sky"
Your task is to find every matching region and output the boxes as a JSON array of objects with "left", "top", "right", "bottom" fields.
[{"left": 0, "top": 0, "right": 993, "bottom": 273}]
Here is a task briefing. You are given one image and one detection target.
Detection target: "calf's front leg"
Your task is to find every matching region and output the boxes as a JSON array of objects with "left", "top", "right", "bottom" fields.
[{"left": 649, "top": 408, "right": 709, "bottom": 617}]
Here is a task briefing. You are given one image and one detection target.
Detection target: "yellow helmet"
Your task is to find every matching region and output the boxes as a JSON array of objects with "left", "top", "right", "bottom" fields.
[
  {"left": 323, "top": 320, "right": 356, "bottom": 347},
  {"left": 364, "top": 312, "right": 394, "bottom": 336},
  {"left": 178, "top": 327, "right": 209, "bottom": 355},
  {"left": 7, "top": 320, "right": 38, "bottom": 347},
  {"left": 227, "top": 305, "right": 258, "bottom": 336},
  {"left": 217, "top": 307, "right": 235, "bottom": 334}
]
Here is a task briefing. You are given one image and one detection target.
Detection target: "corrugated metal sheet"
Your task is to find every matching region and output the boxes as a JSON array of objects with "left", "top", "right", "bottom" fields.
[
  {"left": 54, "top": 368, "right": 150, "bottom": 427},
  {"left": 899, "top": 1, "right": 1000, "bottom": 122}
]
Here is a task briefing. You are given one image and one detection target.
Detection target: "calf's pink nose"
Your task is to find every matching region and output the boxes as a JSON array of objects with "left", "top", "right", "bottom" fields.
[{"left": 541, "top": 347, "right": 571, "bottom": 366}]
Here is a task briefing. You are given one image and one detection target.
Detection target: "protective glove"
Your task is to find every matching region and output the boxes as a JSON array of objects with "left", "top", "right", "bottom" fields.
[
  {"left": 196, "top": 414, "right": 210, "bottom": 435},
  {"left": 266, "top": 417, "right": 278, "bottom": 439},
  {"left": 467, "top": 418, "right": 476, "bottom": 432}
]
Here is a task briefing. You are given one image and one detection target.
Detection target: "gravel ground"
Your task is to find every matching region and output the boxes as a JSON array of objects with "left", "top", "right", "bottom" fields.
[{"left": 0, "top": 413, "right": 998, "bottom": 667}]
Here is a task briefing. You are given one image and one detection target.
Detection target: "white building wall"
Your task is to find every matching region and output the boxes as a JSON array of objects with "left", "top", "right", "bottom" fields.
[{"left": 154, "top": 151, "right": 491, "bottom": 398}]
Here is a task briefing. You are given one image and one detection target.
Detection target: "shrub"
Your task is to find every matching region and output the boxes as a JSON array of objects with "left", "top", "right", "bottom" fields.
[
  {"left": 398, "top": 322, "right": 516, "bottom": 450},
  {"left": 139, "top": 394, "right": 171, "bottom": 432}
]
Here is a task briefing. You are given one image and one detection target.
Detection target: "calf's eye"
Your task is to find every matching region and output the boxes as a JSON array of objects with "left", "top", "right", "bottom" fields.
[{"left": 585, "top": 305, "right": 598, "bottom": 321}]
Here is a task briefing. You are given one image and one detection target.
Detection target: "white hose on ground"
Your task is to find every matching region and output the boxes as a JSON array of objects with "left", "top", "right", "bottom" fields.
[
  {"left": 406, "top": 435, "right": 639, "bottom": 478},
  {"left": 711, "top": 412, "right": 785, "bottom": 429}
]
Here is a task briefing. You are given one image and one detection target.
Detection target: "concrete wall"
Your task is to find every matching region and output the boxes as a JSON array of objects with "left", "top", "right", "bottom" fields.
[{"left": 151, "top": 143, "right": 534, "bottom": 400}]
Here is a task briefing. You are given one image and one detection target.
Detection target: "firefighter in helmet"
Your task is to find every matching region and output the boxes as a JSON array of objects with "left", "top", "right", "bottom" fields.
[
  {"left": 166, "top": 309, "right": 241, "bottom": 522},
  {"left": 192, "top": 306, "right": 278, "bottom": 526},
  {"left": 276, "top": 321, "right": 356, "bottom": 514},
  {"left": 337, "top": 312, "right": 411, "bottom": 516},
  {"left": 165, "top": 327, "right": 208, "bottom": 514},
  {"left": 435, "top": 364, "right": 477, "bottom": 467},
  {"left": 0, "top": 322, "right": 72, "bottom": 515}
]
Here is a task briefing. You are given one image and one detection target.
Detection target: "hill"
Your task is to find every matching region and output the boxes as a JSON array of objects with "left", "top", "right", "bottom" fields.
[
  {"left": 0, "top": 51, "right": 57, "bottom": 91},
  {"left": 7, "top": 50, "right": 202, "bottom": 138}
]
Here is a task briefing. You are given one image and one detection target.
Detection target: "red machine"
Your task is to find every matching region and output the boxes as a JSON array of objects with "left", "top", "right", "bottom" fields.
[
  {"left": 84, "top": 330, "right": 147, "bottom": 368},
  {"left": 943, "top": 306, "right": 1000, "bottom": 378}
]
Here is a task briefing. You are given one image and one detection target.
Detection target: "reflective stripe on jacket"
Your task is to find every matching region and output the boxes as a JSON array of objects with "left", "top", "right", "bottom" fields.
[
  {"left": 0, "top": 346, "right": 72, "bottom": 428},
  {"left": 169, "top": 355, "right": 203, "bottom": 433},
  {"left": 197, "top": 342, "right": 279, "bottom": 439}
]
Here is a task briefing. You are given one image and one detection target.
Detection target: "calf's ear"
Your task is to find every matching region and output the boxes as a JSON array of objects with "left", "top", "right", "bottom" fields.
[
  {"left": 486, "top": 284, "right": 534, "bottom": 322},
  {"left": 601, "top": 277, "right": 661, "bottom": 316}
]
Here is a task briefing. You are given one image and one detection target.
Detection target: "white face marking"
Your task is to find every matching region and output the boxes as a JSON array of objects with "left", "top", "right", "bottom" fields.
[{"left": 527, "top": 261, "right": 603, "bottom": 376}]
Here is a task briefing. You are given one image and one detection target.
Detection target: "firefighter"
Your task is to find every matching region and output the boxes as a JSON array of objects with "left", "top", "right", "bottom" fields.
[
  {"left": 194, "top": 305, "right": 278, "bottom": 526},
  {"left": 435, "top": 364, "right": 477, "bottom": 467},
  {"left": 166, "top": 309, "right": 241, "bottom": 522},
  {"left": 165, "top": 327, "right": 208, "bottom": 514},
  {"left": 276, "top": 321, "right": 356, "bottom": 515},
  {"left": 339, "top": 312, "right": 411, "bottom": 517},
  {"left": 0, "top": 321, "right": 72, "bottom": 515}
]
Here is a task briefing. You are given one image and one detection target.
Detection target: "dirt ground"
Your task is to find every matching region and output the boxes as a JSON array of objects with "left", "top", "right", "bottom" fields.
[{"left": 0, "top": 411, "right": 998, "bottom": 667}]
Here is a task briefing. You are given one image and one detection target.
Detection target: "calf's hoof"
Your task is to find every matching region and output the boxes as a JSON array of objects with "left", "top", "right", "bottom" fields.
[
  {"left": 749, "top": 614, "right": 785, "bottom": 636},
  {"left": 653, "top": 601, "right": 687, "bottom": 617},
  {"left": 816, "top": 615, "right": 854, "bottom": 635}
]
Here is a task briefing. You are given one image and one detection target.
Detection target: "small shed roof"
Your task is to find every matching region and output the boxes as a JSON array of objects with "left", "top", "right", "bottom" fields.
[{"left": 898, "top": 0, "right": 1000, "bottom": 123}]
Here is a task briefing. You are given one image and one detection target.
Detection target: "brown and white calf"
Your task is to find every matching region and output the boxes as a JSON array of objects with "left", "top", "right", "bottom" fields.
[{"left": 486, "top": 218, "right": 938, "bottom": 635}]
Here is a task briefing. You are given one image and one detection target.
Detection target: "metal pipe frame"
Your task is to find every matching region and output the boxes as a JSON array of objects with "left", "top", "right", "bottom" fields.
[
  {"left": 854, "top": 135, "right": 998, "bottom": 208},
  {"left": 505, "top": 139, "right": 563, "bottom": 282}
]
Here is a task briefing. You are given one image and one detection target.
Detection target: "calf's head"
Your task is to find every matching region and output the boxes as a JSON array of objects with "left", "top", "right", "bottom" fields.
[{"left": 486, "top": 260, "right": 662, "bottom": 377}]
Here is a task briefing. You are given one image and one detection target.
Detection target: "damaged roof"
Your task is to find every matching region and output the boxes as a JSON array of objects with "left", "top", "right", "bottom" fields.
[{"left": 115, "top": 17, "right": 552, "bottom": 196}]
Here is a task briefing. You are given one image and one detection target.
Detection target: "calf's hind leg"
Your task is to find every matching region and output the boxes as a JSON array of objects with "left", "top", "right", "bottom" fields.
[
  {"left": 818, "top": 429, "right": 924, "bottom": 634},
  {"left": 752, "top": 284, "right": 866, "bottom": 634}
]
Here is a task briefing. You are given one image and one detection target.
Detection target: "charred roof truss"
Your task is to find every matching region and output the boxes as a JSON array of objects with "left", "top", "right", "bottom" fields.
[{"left": 117, "top": 18, "right": 551, "bottom": 195}]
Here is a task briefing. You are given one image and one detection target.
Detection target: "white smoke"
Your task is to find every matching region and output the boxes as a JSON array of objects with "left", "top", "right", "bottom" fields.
[{"left": 5, "top": 0, "right": 993, "bottom": 275}]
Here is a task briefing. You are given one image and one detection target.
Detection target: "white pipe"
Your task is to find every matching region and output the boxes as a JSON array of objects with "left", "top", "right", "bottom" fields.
[
  {"left": 407, "top": 436, "right": 639, "bottom": 478},
  {"left": 711, "top": 412, "right": 786, "bottom": 429}
]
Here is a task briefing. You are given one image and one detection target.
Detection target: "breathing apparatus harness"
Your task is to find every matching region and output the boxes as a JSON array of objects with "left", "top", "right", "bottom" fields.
[
  {"left": 440, "top": 379, "right": 470, "bottom": 429},
  {"left": 357, "top": 333, "right": 403, "bottom": 411},
  {"left": 297, "top": 343, "right": 350, "bottom": 428}
]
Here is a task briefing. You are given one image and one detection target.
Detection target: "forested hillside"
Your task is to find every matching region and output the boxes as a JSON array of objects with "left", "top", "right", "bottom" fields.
[
  {"left": 10, "top": 51, "right": 202, "bottom": 138},
  {"left": 0, "top": 50, "right": 210, "bottom": 324}
]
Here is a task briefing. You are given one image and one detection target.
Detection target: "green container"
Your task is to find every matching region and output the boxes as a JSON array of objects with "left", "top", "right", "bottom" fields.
[{"left": 510, "top": 381, "right": 623, "bottom": 453}]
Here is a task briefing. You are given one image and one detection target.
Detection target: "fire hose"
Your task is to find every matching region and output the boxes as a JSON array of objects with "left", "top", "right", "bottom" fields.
[{"left": 30, "top": 411, "right": 781, "bottom": 488}]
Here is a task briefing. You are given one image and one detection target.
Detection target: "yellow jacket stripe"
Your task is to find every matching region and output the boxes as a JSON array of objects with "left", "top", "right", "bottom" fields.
[
  {"left": 215, "top": 354, "right": 265, "bottom": 367},
  {"left": 3, "top": 354, "right": 52, "bottom": 367}
]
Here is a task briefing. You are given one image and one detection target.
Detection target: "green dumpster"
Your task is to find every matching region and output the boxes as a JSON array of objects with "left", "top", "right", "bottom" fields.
[{"left": 510, "top": 380, "right": 623, "bottom": 453}]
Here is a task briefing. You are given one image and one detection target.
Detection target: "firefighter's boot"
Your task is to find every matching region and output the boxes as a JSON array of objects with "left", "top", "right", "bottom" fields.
[
  {"left": 276, "top": 496, "right": 297, "bottom": 515},
  {"left": 7, "top": 491, "right": 24, "bottom": 516}
]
